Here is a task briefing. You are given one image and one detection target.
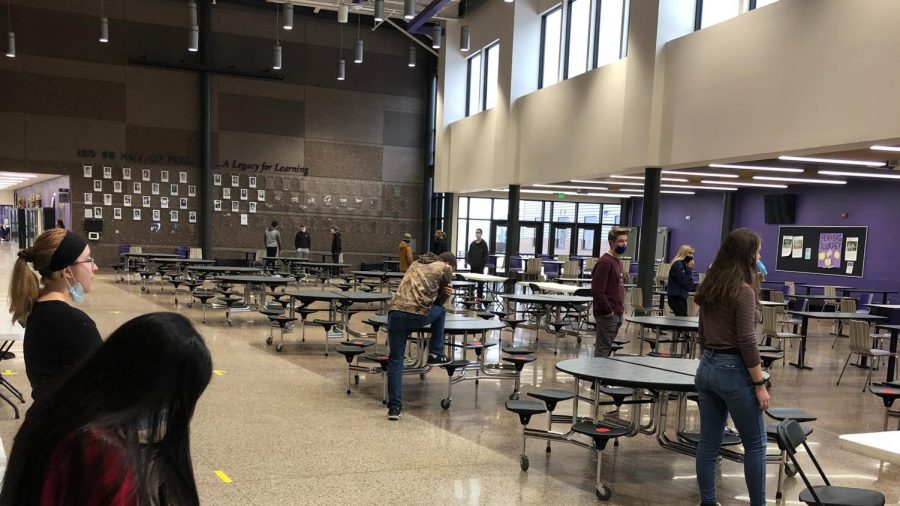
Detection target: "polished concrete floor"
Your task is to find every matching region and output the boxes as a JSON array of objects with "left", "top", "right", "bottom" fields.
[{"left": 0, "top": 242, "right": 897, "bottom": 505}]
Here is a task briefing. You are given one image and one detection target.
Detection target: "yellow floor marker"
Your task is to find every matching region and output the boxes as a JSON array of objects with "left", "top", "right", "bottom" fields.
[
  {"left": 1, "top": 370, "right": 16, "bottom": 376},
  {"left": 213, "top": 370, "right": 225, "bottom": 376},
  {"left": 214, "top": 470, "right": 233, "bottom": 483}
]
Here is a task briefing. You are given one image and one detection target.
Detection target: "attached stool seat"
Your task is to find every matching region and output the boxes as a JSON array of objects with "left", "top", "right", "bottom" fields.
[
  {"left": 547, "top": 321, "right": 570, "bottom": 355},
  {"left": 527, "top": 389, "right": 575, "bottom": 454},
  {"left": 296, "top": 308, "right": 320, "bottom": 343},
  {"left": 192, "top": 291, "right": 216, "bottom": 323},
  {"left": 572, "top": 421, "right": 629, "bottom": 501},
  {"left": 869, "top": 384, "right": 900, "bottom": 430},
  {"left": 313, "top": 319, "right": 342, "bottom": 356},
  {"left": 268, "top": 315, "right": 297, "bottom": 352},
  {"left": 334, "top": 345, "right": 367, "bottom": 394},
  {"left": 217, "top": 296, "right": 244, "bottom": 327},
  {"left": 440, "top": 360, "right": 471, "bottom": 409},
  {"left": 501, "top": 354, "right": 536, "bottom": 400},
  {"left": 362, "top": 353, "right": 391, "bottom": 404}
]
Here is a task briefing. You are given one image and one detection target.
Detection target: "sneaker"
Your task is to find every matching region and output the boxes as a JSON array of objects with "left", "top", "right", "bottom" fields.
[
  {"left": 387, "top": 406, "right": 402, "bottom": 420},
  {"left": 427, "top": 354, "right": 450, "bottom": 365}
]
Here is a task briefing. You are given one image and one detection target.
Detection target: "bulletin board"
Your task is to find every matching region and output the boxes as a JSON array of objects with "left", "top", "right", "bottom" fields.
[{"left": 775, "top": 226, "right": 867, "bottom": 278}]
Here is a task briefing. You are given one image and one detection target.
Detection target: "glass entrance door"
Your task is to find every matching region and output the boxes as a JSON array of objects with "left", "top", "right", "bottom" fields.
[
  {"left": 550, "top": 224, "right": 574, "bottom": 256},
  {"left": 517, "top": 223, "right": 543, "bottom": 256},
  {"left": 576, "top": 225, "right": 601, "bottom": 257}
]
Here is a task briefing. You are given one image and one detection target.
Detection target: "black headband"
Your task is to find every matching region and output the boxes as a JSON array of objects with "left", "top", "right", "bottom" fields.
[{"left": 45, "top": 231, "right": 87, "bottom": 274}]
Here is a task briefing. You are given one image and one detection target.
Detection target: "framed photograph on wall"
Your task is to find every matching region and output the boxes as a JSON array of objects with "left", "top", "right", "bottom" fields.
[
  {"left": 170, "top": 211, "right": 178, "bottom": 222},
  {"left": 113, "top": 208, "right": 122, "bottom": 220},
  {"left": 231, "top": 175, "right": 240, "bottom": 187},
  {"left": 213, "top": 174, "right": 221, "bottom": 186},
  {"left": 249, "top": 176, "right": 257, "bottom": 188},
  {"left": 94, "top": 207, "right": 103, "bottom": 219},
  {"left": 179, "top": 198, "right": 187, "bottom": 209},
  {"left": 240, "top": 189, "right": 248, "bottom": 201},
  {"left": 257, "top": 190, "right": 265, "bottom": 202},
  {"left": 160, "top": 197, "right": 169, "bottom": 209},
  {"left": 188, "top": 211, "right": 197, "bottom": 223},
  {"left": 152, "top": 209, "right": 161, "bottom": 222},
  {"left": 231, "top": 200, "right": 239, "bottom": 212},
  {"left": 240, "top": 214, "right": 248, "bottom": 226},
  {"left": 122, "top": 167, "right": 131, "bottom": 180},
  {"left": 151, "top": 183, "right": 160, "bottom": 195},
  {"left": 103, "top": 194, "right": 112, "bottom": 206},
  {"left": 133, "top": 208, "right": 141, "bottom": 221},
  {"left": 85, "top": 208, "right": 93, "bottom": 219},
  {"left": 133, "top": 182, "right": 141, "bottom": 194},
  {"left": 103, "top": 166, "right": 112, "bottom": 179},
  {"left": 213, "top": 200, "right": 222, "bottom": 211},
  {"left": 142, "top": 169, "right": 151, "bottom": 181},
  {"left": 84, "top": 193, "right": 93, "bottom": 205},
  {"left": 161, "top": 171, "right": 169, "bottom": 183},
  {"left": 248, "top": 202, "right": 257, "bottom": 213},
  {"left": 179, "top": 172, "right": 188, "bottom": 184},
  {"left": 222, "top": 188, "right": 231, "bottom": 200},
  {"left": 93, "top": 180, "right": 102, "bottom": 192},
  {"left": 113, "top": 181, "right": 122, "bottom": 193},
  {"left": 123, "top": 195, "right": 132, "bottom": 207},
  {"left": 170, "top": 184, "right": 178, "bottom": 196},
  {"left": 83, "top": 165, "right": 92, "bottom": 178},
  {"left": 188, "top": 185, "right": 196, "bottom": 197},
  {"left": 142, "top": 196, "right": 151, "bottom": 208}
]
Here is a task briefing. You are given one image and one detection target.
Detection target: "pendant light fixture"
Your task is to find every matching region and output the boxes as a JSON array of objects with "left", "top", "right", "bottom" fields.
[
  {"left": 283, "top": 2, "right": 293, "bottom": 30},
  {"left": 273, "top": 4, "right": 282, "bottom": 70},
  {"left": 407, "top": 44, "right": 416, "bottom": 67},
  {"left": 460, "top": 0, "right": 470, "bottom": 52},
  {"left": 338, "top": 3, "right": 348, "bottom": 23},
  {"left": 353, "top": 11, "right": 363, "bottom": 64},
  {"left": 404, "top": 0, "right": 415, "bottom": 20},
  {"left": 431, "top": 23, "right": 441, "bottom": 49},
  {"left": 374, "top": 0, "right": 384, "bottom": 22},
  {"left": 337, "top": 22, "right": 345, "bottom": 80},
  {"left": 99, "top": 0, "right": 108, "bottom": 43},
  {"left": 4, "top": 0, "right": 12, "bottom": 58},
  {"left": 188, "top": 1, "right": 198, "bottom": 52}
]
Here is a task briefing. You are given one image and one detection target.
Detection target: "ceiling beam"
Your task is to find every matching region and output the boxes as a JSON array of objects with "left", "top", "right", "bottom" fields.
[{"left": 407, "top": 0, "right": 452, "bottom": 33}]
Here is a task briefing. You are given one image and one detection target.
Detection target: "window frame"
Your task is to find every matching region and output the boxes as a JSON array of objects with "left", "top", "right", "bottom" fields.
[
  {"left": 592, "top": 0, "right": 630, "bottom": 69},
  {"left": 465, "top": 51, "right": 483, "bottom": 117},
  {"left": 482, "top": 41, "right": 501, "bottom": 111},
  {"left": 538, "top": 5, "right": 563, "bottom": 89}
]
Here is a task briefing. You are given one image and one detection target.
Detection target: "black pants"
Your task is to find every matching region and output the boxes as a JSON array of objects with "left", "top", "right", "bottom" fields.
[
  {"left": 471, "top": 265, "right": 485, "bottom": 297},
  {"left": 332, "top": 252, "right": 340, "bottom": 275},
  {"left": 668, "top": 295, "right": 688, "bottom": 317},
  {"left": 265, "top": 246, "right": 278, "bottom": 269}
]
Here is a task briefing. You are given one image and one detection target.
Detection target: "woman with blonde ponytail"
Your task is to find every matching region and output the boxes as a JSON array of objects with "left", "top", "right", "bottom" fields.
[{"left": 8, "top": 228, "right": 101, "bottom": 403}]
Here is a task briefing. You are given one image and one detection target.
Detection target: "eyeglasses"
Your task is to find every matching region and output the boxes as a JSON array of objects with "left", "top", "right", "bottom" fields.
[{"left": 72, "top": 258, "right": 95, "bottom": 265}]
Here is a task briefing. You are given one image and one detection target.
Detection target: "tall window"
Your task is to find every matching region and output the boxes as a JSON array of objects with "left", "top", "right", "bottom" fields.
[
  {"left": 752, "top": 0, "right": 780, "bottom": 8},
  {"left": 698, "top": 0, "right": 742, "bottom": 29},
  {"left": 595, "top": 0, "right": 628, "bottom": 68},
  {"left": 565, "top": 0, "right": 592, "bottom": 79},
  {"left": 466, "top": 53, "right": 482, "bottom": 117},
  {"left": 484, "top": 43, "right": 500, "bottom": 110},
  {"left": 540, "top": 7, "right": 562, "bottom": 88}
]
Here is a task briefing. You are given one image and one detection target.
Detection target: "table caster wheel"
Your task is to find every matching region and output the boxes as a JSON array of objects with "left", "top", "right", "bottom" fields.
[
  {"left": 519, "top": 455, "right": 529, "bottom": 471},
  {"left": 577, "top": 337, "right": 582, "bottom": 344},
  {"left": 508, "top": 393, "right": 519, "bottom": 400},
  {"left": 419, "top": 373, "right": 426, "bottom": 380},
  {"left": 227, "top": 320, "right": 233, "bottom": 327},
  {"left": 141, "top": 286, "right": 147, "bottom": 292},
  {"left": 346, "top": 388, "right": 351, "bottom": 395},
  {"left": 595, "top": 486, "right": 611, "bottom": 501},
  {"left": 266, "top": 336, "right": 273, "bottom": 346},
  {"left": 440, "top": 398, "right": 451, "bottom": 409},
  {"left": 187, "top": 302, "right": 193, "bottom": 308},
  {"left": 785, "top": 462, "right": 798, "bottom": 477},
  {"left": 275, "top": 343, "right": 284, "bottom": 352}
]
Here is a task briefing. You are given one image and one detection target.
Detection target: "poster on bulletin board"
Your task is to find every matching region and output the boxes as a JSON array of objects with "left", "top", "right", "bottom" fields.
[{"left": 775, "top": 226, "right": 867, "bottom": 278}]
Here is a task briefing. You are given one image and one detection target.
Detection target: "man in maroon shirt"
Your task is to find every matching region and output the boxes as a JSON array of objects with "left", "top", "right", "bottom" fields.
[{"left": 591, "top": 227, "right": 628, "bottom": 357}]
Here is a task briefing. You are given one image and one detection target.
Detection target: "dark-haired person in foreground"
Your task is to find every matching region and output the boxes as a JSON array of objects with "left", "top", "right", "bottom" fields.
[
  {"left": 385, "top": 251, "right": 456, "bottom": 420},
  {"left": 693, "top": 228, "right": 768, "bottom": 506},
  {"left": 0, "top": 312, "right": 213, "bottom": 506}
]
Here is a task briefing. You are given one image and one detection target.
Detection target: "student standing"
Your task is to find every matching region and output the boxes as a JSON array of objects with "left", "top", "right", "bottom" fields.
[
  {"left": 432, "top": 230, "right": 448, "bottom": 255},
  {"left": 466, "top": 228, "right": 489, "bottom": 297},
  {"left": 8, "top": 229, "right": 102, "bottom": 403},
  {"left": 264, "top": 221, "right": 281, "bottom": 269},
  {"left": 591, "top": 227, "right": 628, "bottom": 357},
  {"left": 294, "top": 224, "right": 311, "bottom": 259},
  {"left": 330, "top": 226, "right": 342, "bottom": 275},
  {"left": 398, "top": 233, "right": 414, "bottom": 272},
  {"left": 693, "top": 228, "right": 768, "bottom": 506},
  {"left": 667, "top": 244, "right": 697, "bottom": 316}
]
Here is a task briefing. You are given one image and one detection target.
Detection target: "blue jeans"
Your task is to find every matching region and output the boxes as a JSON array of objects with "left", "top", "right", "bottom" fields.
[
  {"left": 387, "top": 306, "right": 446, "bottom": 409},
  {"left": 694, "top": 351, "right": 767, "bottom": 506}
]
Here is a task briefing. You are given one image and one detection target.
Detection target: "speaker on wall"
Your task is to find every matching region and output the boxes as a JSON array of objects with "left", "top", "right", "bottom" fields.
[{"left": 764, "top": 194, "right": 796, "bottom": 224}]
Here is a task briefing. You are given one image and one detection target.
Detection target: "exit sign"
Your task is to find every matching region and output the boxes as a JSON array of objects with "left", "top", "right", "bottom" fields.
[{"left": 557, "top": 193, "right": 566, "bottom": 199}]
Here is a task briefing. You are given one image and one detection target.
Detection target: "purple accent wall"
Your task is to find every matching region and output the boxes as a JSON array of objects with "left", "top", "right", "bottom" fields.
[
  {"left": 734, "top": 180, "right": 900, "bottom": 298},
  {"left": 631, "top": 193, "right": 724, "bottom": 267}
]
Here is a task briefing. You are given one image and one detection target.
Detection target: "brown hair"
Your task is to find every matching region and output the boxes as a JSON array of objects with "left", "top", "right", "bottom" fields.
[
  {"left": 694, "top": 228, "right": 760, "bottom": 311},
  {"left": 434, "top": 230, "right": 446, "bottom": 239},
  {"left": 607, "top": 227, "right": 628, "bottom": 243},
  {"left": 8, "top": 228, "right": 66, "bottom": 323}
]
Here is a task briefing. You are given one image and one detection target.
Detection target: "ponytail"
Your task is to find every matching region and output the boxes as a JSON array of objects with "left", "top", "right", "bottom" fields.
[{"left": 9, "top": 250, "right": 40, "bottom": 324}]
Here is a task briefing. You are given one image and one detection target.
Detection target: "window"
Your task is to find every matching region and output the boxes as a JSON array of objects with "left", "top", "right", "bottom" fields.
[
  {"left": 552, "top": 201, "right": 576, "bottom": 222},
  {"left": 752, "top": 0, "right": 780, "bottom": 8},
  {"left": 698, "top": 0, "right": 741, "bottom": 29},
  {"left": 565, "top": 0, "right": 592, "bottom": 79},
  {"left": 577, "top": 203, "right": 601, "bottom": 223},
  {"left": 466, "top": 53, "right": 482, "bottom": 117},
  {"left": 602, "top": 204, "right": 621, "bottom": 224},
  {"left": 540, "top": 7, "right": 562, "bottom": 88},
  {"left": 469, "top": 198, "right": 492, "bottom": 218},
  {"left": 594, "top": 0, "right": 628, "bottom": 68},
  {"left": 484, "top": 43, "right": 500, "bottom": 110},
  {"left": 492, "top": 199, "right": 508, "bottom": 219},
  {"left": 519, "top": 200, "right": 543, "bottom": 221}
]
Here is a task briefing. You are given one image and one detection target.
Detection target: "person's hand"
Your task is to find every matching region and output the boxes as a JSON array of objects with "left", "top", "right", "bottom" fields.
[
  {"left": 443, "top": 286, "right": 454, "bottom": 297},
  {"left": 605, "top": 312, "right": 614, "bottom": 317},
  {"left": 687, "top": 259, "right": 695, "bottom": 269},
  {"left": 755, "top": 384, "right": 769, "bottom": 411}
]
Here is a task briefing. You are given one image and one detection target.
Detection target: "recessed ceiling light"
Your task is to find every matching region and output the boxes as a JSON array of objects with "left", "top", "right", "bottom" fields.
[
  {"left": 662, "top": 170, "right": 739, "bottom": 178},
  {"left": 818, "top": 170, "right": 900, "bottom": 180},
  {"left": 596, "top": 181, "right": 644, "bottom": 186},
  {"left": 662, "top": 190, "right": 695, "bottom": 195},
  {"left": 709, "top": 163, "right": 803, "bottom": 173},
  {"left": 610, "top": 175, "right": 688, "bottom": 182},
  {"left": 870, "top": 145, "right": 900, "bottom": 152},
  {"left": 753, "top": 175, "right": 846, "bottom": 185},
  {"left": 660, "top": 184, "right": 738, "bottom": 191},
  {"left": 570, "top": 179, "right": 610, "bottom": 185},
  {"left": 584, "top": 192, "right": 632, "bottom": 198},
  {"left": 701, "top": 180, "right": 788, "bottom": 188},
  {"left": 778, "top": 155, "right": 885, "bottom": 167},
  {"left": 534, "top": 184, "right": 609, "bottom": 190}
]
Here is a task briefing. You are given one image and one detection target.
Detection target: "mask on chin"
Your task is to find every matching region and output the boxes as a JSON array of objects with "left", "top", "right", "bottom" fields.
[
  {"left": 64, "top": 272, "right": 85, "bottom": 304},
  {"left": 614, "top": 245, "right": 627, "bottom": 255}
]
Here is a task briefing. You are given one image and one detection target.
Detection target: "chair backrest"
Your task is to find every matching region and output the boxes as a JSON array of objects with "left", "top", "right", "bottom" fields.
[
  {"left": 655, "top": 263, "right": 671, "bottom": 285},
  {"left": 544, "top": 262, "right": 561, "bottom": 278},
  {"left": 761, "top": 306, "right": 777, "bottom": 337},
  {"left": 698, "top": 272, "right": 706, "bottom": 284},
  {"left": 859, "top": 293, "right": 873, "bottom": 308},
  {"left": 526, "top": 258, "right": 542, "bottom": 275},
  {"left": 784, "top": 281, "right": 795, "bottom": 296},
  {"left": 770, "top": 290, "right": 785, "bottom": 303},
  {"left": 620, "top": 258, "right": 631, "bottom": 277},
  {"left": 687, "top": 295, "right": 699, "bottom": 316},
  {"left": 509, "top": 256, "right": 523, "bottom": 270},
  {"left": 574, "top": 288, "right": 591, "bottom": 298},
  {"left": 824, "top": 286, "right": 838, "bottom": 305},
  {"left": 848, "top": 320, "right": 871, "bottom": 354},
  {"left": 563, "top": 260, "right": 580, "bottom": 278},
  {"left": 585, "top": 256, "right": 598, "bottom": 274},
  {"left": 189, "top": 247, "right": 203, "bottom": 259},
  {"left": 774, "top": 419, "right": 832, "bottom": 500},
  {"left": 128, "top": 245, "right": 143, "bottom": 254},
  {"left": 839, "top": 298, "right": 857, "bottom": 313},
  {"left": 630, "top": 286, "right": 644, "bottom": 311},
  {"left": 557, "top": 255, "right": 568, "bottom": 262}
]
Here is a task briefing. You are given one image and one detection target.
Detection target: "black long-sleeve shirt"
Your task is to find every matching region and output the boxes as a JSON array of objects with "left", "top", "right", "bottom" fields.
[
  {"left": 24, "top": 301, "right": 102, "bottom": 403},
  {"left": 466, "top": 240, "right": 488, "bottom": 270},
  {"left": 331, "top": 232, "right": 342, "bottom": 254},
  {"left": 294, "top": 231, "right": 311, "bottom": 249}
]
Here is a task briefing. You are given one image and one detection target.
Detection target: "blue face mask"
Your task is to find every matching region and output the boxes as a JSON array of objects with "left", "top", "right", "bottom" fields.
[
  {"left": 614, "top": 245, "right": 627, "bottom": 255},
  {"left": 756, "top": 259, "right": 768, "bottom": 276},
  {"left": 64, "top": 275, "right": 85, "bottom": 304}
]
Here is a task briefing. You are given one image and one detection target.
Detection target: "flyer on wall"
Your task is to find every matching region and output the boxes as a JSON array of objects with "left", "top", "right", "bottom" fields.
[
  {"left": 845, "top": 237, "right": 859, "bottom": 262},
  {"left": 781, "top": 236, "right": 793, "bottom": 257},
  {"left": 791, "top": 236, "right": 804, "bottom": 258}
]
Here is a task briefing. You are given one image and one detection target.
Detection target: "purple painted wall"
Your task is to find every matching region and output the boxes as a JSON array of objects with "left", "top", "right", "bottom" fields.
[
  {"left": 631, "top": 193, "right": 725, "bottom": 267},
  {"left": 734, "top": 180, "right": 900, "bottom": 298}
]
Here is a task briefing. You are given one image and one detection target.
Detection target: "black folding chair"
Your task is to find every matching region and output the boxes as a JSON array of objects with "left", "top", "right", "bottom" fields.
[{"left": 774, "top": 419, "right": 885, "bottom": 506}]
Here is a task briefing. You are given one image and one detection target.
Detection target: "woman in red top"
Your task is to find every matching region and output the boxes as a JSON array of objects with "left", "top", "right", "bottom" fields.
[{"left": 0, "top": 312, "right": 213, "bottom": 506}]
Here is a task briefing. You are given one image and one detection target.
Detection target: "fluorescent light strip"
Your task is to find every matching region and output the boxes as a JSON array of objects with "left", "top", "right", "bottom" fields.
[
  {"left": 778, "top": 155, "right": 885, "bottom": 167},
  {"left": 709, "top": 163, "right": 803, "bottom": 173},
  {"left": 870, "top": 145, "right": 900, "bottom": 152},
  {"left": 818, "top": 170, "right": 900, "bottom": 180},
  {"left": 753, "top": 176, "right": 846, "bottom": 185},
  {"left": 570, "top": 179, "right": 610, "bottom": 184},
  {"left": 610, "top": 175, "right": 689, "bottom": 182},
  {"left": 619, "top": 188, "right": 643, "bottom": 193},
  {"left": 0, "top": 172, "right": 36, "bottom": 178},
  {"left": 701, "top": 180, "right": 788, "bottom": 189},
  {"left": 662, "top": 170, "right": 738, "bottom": 178},
  {"left": 534, "top": 184, "right": 609, "bottom": 190},
  {"left": 660, "top": 184, "right": 738, "bottom": 191},
  {"left": 618, "top": 189, "right": 696, "bottom": 195},
  {"left": 597, "top": 181, "right": 644, "bottom": 186}
]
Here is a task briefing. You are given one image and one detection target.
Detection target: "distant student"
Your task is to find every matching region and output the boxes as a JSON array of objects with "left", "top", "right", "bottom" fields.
[
  {"left": 294, "top": 224, "right": 311, "bottom": 259},
  {"left": 330, "top": 226, "right": 343, "bottom": 275},
  {"left": 591, "top": 227, "right": 628, "bottom": 357},
  {"left": 432, "top": 230, "right": 448, "bottom": 255},
  {"left": 398, "top": 233, "right": 414, "bottom": 272},
  {"left": 264, "top": 221, "right": 281, "bottom": 269},
  {"left": 667, "top": 244, "right": 697, "bottom": 316}
]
